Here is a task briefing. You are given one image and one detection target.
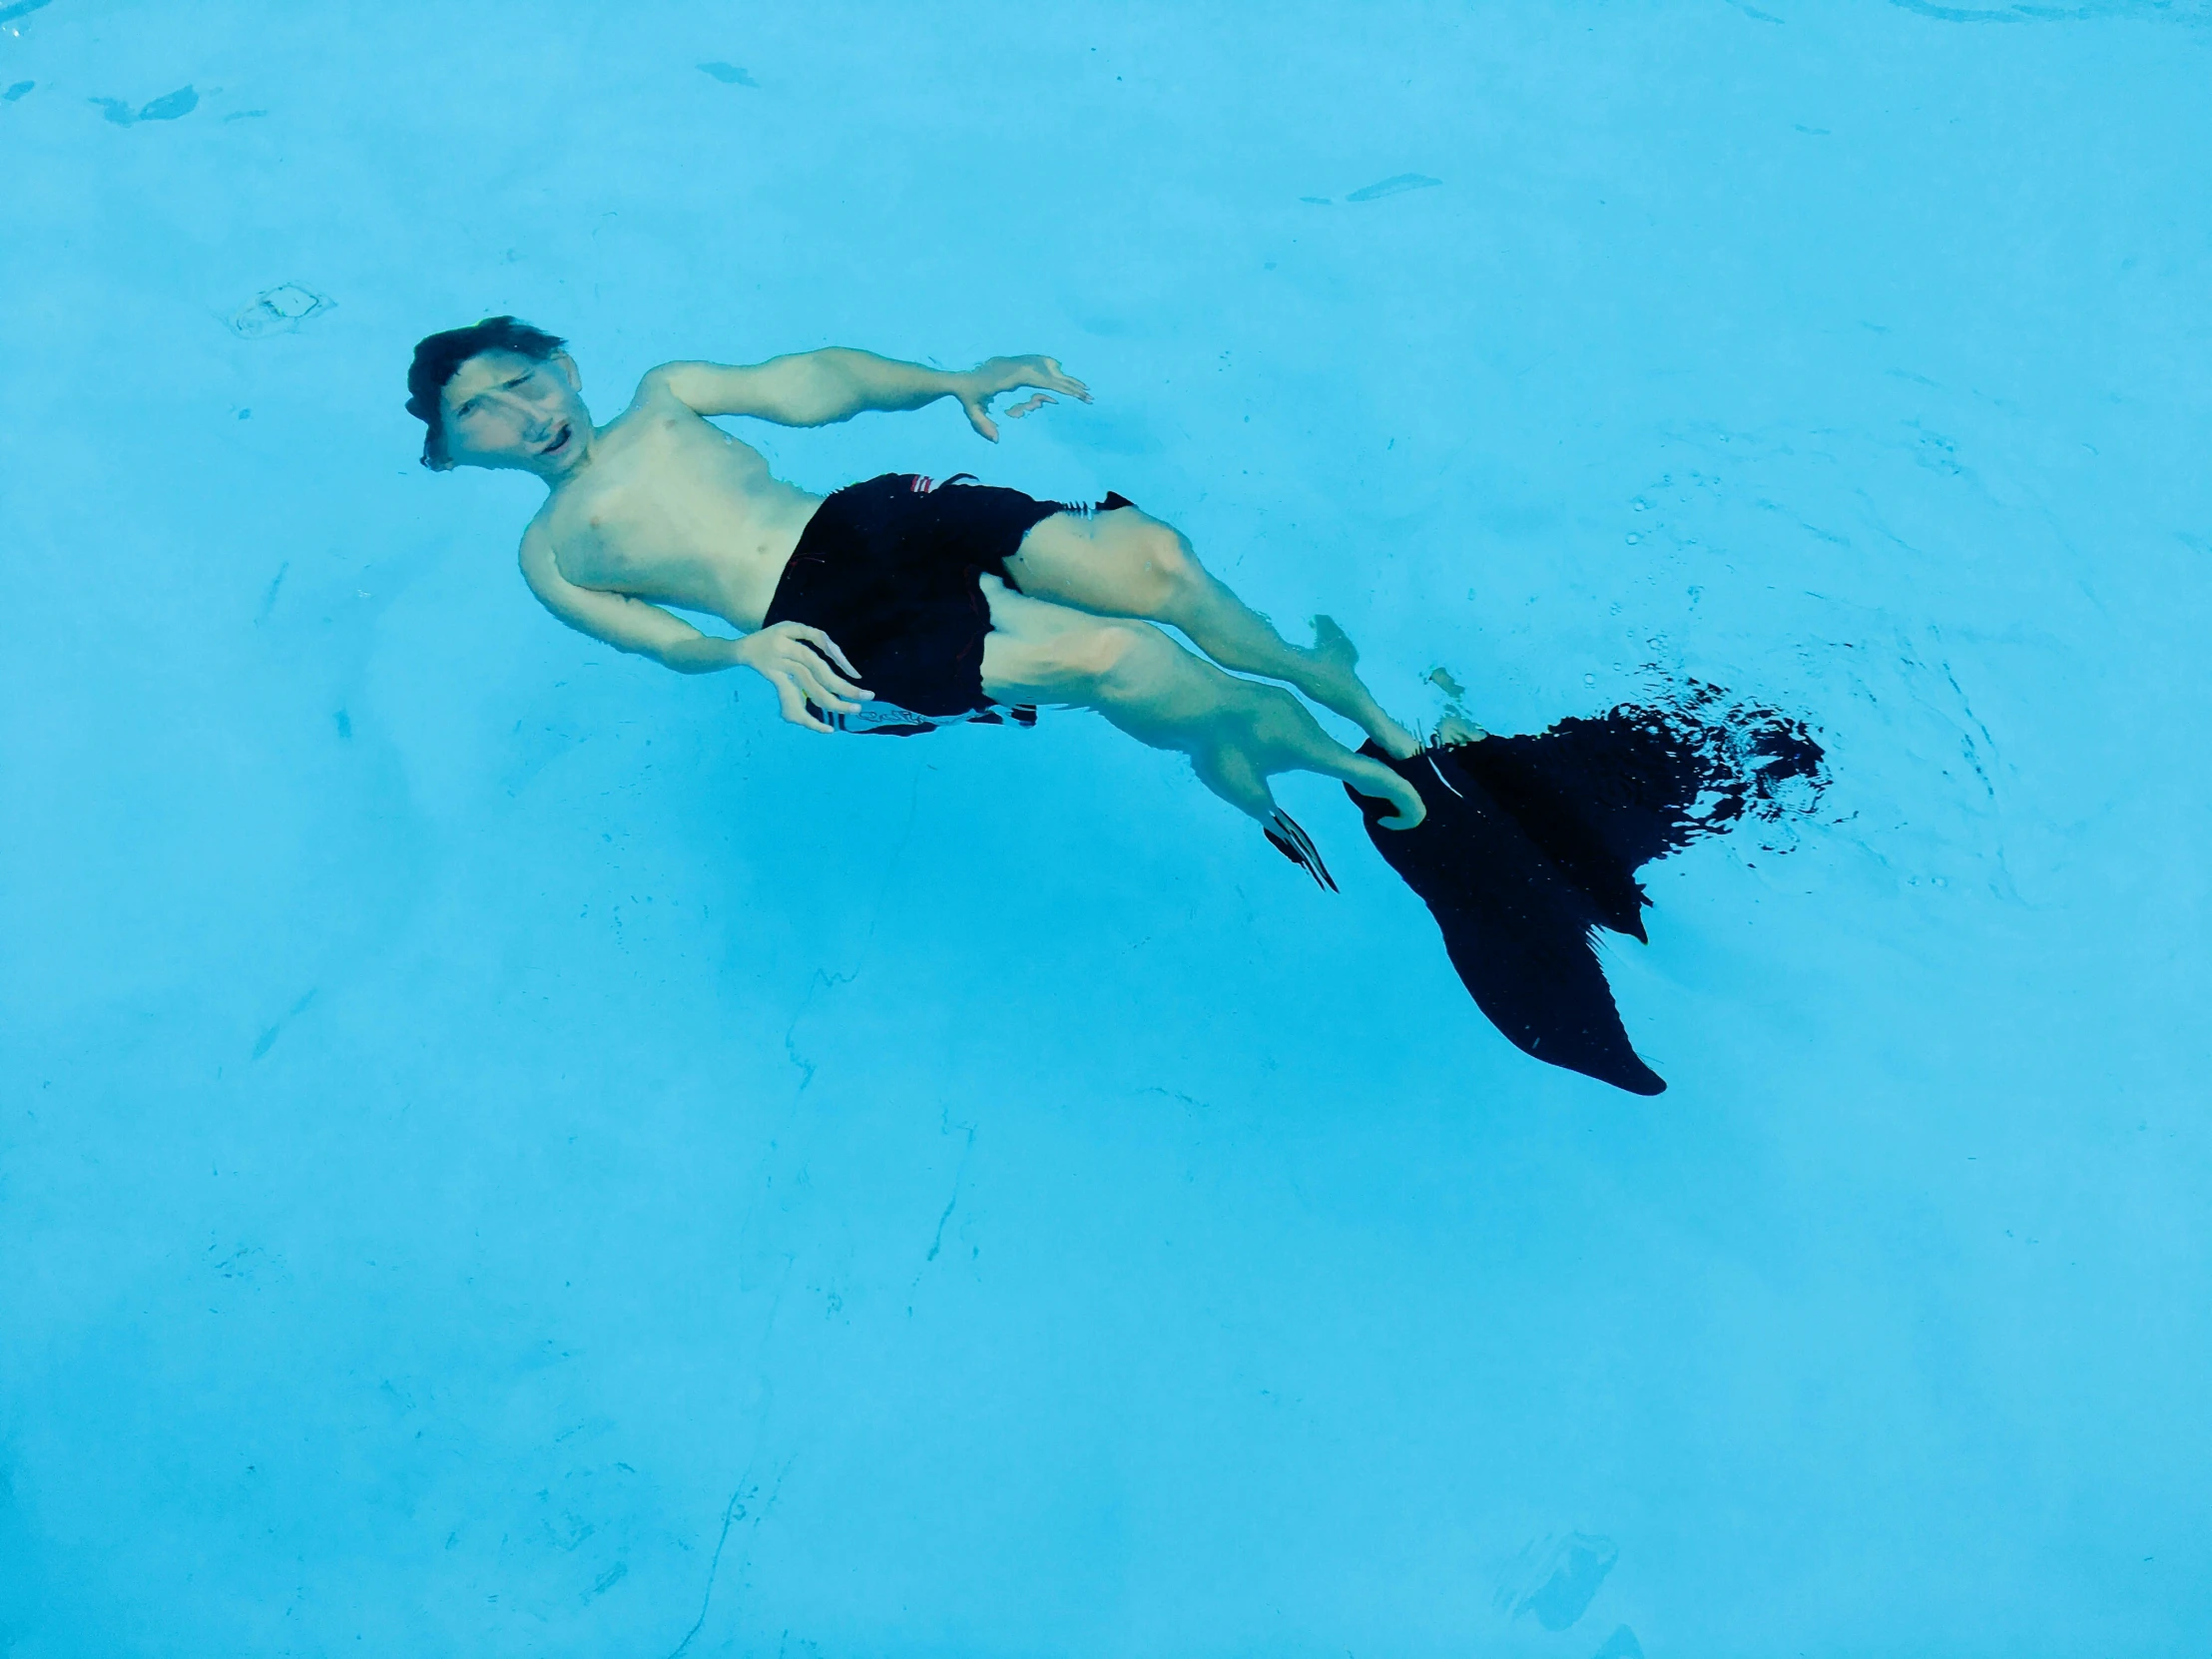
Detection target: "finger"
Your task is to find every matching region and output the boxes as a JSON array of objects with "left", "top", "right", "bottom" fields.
[
  {"left": 804, "top": 661, "right": 873, "bottom": 702},
  {"left": 787, "top": 650, "right": 850, "bottom": 701},
  {"left": 773, "top": 674, "right": 834, "bottom": 735},
  {"left": 1041, "top": 359, "right": 1091, "bottom": 399},
  {"left": 962, "top": 397, "right": 1000, "bottom": 442},
  {"left": 795, "top": 628, "right": 863, "bottom": 679},
  {"left": 795, "top": 662, "right": 863, "bottom": 715}
]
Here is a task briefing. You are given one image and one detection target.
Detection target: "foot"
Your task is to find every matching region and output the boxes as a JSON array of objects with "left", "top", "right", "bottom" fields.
[
  {"left": 1342, "top": 752, "right": 1426, "bottom": 830},
  {"left": 1310, "top": 616, "right": 1420, "bottom": 759}
]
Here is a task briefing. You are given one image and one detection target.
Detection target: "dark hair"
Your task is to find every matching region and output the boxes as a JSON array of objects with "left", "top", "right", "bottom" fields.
[{"left": 405, "top": 316, "right": 567, "bottom": 470}]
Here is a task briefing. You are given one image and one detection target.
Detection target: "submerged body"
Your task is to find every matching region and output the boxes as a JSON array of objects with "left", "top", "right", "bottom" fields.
[
  {"left": 434, "top": 339, "right": 1427, "bottom": 834},
  {"left": 414, "top": 323, "right": 1826, "bottom": 1092}
]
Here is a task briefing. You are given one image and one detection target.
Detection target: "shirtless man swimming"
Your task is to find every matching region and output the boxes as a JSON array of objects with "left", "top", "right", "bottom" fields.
[{"left": 405, "top": 316, "right": 1426, "bottom": 869}]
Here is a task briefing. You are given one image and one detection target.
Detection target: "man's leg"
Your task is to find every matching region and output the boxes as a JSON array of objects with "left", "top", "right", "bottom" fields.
[
  {"left": 1004, "top": 508, "right": 1423, "bottom": 759},
  {"left": 977, "top": 577, "right": 1423, "bottom": 830}
]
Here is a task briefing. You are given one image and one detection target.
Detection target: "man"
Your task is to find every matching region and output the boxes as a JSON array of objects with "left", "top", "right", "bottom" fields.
[
  {"left": 404, "top": 317, "right": 1426, "bottom": 876},
  {"left": 404, "top": 317, "right": 1828, "bottom": 1095}
]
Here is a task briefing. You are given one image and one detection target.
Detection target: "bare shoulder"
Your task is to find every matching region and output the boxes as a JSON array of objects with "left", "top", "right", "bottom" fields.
[
  {"left": 627, "top": 363, "right": 709, "bottom": 416},
  {"left": 608, "top": 372, "right": 740, "bottom": 454},
  {"left": 517, "top": 504, "right": 563, "bottom": 584},
  {"left": 516, "top": 506, "right": 604, "bottom": 622},
  {"left": 617, "top": 369, "right": 776, "bottom": 473}
]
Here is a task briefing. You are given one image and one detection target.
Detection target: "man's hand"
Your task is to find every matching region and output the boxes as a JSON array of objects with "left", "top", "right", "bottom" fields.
[
  {"left": 951, "top": 355, "right": 1092, "bottom": 441},
  {"left": 733, "top": 622, "right": 872, "bottom": 733}
]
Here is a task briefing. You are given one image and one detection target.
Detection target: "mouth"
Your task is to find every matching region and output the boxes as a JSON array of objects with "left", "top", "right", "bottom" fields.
[{"left": 539, "top": 424, "right": 573, "bottom": 457}]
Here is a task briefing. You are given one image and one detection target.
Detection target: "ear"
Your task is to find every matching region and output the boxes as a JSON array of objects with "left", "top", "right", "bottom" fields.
[{"left": 553, "top": 351, "right": 582, "bottom": 391}]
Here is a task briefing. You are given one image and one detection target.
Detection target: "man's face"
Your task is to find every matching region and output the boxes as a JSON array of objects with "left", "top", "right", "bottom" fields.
[{"left": 439, "top": 349, "right": 591, "bottom": 474}]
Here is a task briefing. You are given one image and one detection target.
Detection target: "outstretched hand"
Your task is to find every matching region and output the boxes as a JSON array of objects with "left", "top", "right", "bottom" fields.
[
  {"left": 952, "top": 355, "right": 1091, "bottom": 441},
  {"left": 735, "top": 621, "right": 871, "bottom": 734}
]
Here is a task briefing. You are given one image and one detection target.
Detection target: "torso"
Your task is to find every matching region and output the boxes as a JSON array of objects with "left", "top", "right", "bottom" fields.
[{"left": 534, "top": 386, "right": 825, "bottom": 630}]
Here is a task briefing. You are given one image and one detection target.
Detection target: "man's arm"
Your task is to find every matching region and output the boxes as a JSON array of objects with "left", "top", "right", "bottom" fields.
[
  {"left": 519, "top": 522, "right": 740, "bottom": 674},
  {"left": 519, "top": 525, "right": 871, "bottom": 732},
  {"left": 639, "top": 349, "right": 1089, "bottom": 441}
]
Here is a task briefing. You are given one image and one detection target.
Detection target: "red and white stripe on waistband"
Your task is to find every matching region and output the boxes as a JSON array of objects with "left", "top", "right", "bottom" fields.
[{"left": 910, "top": 474, "right": 935, "bottom": 493}]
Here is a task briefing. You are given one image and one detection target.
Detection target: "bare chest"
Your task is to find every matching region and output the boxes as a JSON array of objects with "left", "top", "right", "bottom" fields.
[{"left": 545, "top": 418, "right": 813, "bottom": 624}]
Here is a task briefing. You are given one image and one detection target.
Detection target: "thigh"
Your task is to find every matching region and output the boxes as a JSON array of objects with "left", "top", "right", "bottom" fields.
[
  {"left": 1003, "top": 505, "right": 1181, "bottom": 617},
  {"left": 976, "top": 575, "right": 1134, "bottom": 704}
]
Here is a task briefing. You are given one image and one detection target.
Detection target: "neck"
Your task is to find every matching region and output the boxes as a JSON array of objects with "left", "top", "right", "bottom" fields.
[{"left": 529, "top": 430, "right": 594, "bottom": 489}]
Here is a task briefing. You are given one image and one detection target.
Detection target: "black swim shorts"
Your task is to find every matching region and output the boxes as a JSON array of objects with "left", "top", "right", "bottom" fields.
[{"left": 762, "top": 472, "right": 1134, "bottom": 735}]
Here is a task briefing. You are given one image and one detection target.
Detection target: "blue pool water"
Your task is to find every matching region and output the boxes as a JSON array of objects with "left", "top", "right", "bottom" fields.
[{"left": 4, "top": 3, "right": 2209, "bottom": 1654}]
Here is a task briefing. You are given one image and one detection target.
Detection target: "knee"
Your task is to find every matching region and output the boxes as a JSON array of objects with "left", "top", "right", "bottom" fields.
[
  {"left": 1124, "top": 520, "right": 1204, "bottom": 615},
  {"left": 1046, "top": 619, "right": 1158, "bottom": 697},
  {"left": 1079, "top": 620, "right": 1160, "bottom": 690}
]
